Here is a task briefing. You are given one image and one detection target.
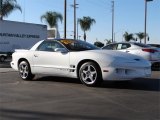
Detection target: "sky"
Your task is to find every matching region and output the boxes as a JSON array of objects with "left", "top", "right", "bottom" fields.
[{"left": 5, "top": 0, "right": 160, "bottom": 44}]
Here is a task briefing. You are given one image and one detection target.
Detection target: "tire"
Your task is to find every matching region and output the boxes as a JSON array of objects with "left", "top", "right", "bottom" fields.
[
  {"left": 79, "top": 62, "right": 102, "bottom": 87},
  {"left": 0, "top": 56, "right": 5, "bottom": 62},
  {"left": 18, "top": 61, "right": 35, "bottom": 80}
]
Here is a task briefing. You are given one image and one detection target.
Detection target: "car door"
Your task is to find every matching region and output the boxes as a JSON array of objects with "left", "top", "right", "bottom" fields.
[{"left": 32, "top": 41, "right": 70, "bottom": 76}]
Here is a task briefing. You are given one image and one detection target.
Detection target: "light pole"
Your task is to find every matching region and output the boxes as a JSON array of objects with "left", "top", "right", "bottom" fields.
[
  {"left": 74, "top": 0, "right": 78, "bottom": 40},
  {"left": 64, "top": 0, "right": 67, "bottom": 39},
  {"left": 77, "top": 18, "right": 79, "bottom": 39},
  {"left": 144, "top": 0, "right": 153, "bottom": 44},
  {"left": 71, "top": 0, "right": 79, "bottom": 40},
  {"left": 74, "top": 0, "right": 76, "bottom": 40},
  {"left": 111, "top": 1, "right": 114, "bottom": 43}
]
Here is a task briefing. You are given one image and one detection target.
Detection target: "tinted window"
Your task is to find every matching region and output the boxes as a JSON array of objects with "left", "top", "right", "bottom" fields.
[
  {"left": 103, "top": 44, "right": 117, "bottom": 50},
  {"left": 59, "top": 39, "right": 98, "bottom": 51},
  {"left": 103, "top": 44, "right": 114, "bottom": 50},
  {"left": 116, "top": 43, "right": 131, "bottom": 50},
  {"left": 117, "top": 44, "right": 123, "bottom": 50},
  {"left": 121, "top": 43, "right": 131, "bottom": 49},
  {"left": 133, "top": 43, "right": 150, "bottom": 47},
  {"left": 37, "top": 41, "right": 64, "bottom": 52}
]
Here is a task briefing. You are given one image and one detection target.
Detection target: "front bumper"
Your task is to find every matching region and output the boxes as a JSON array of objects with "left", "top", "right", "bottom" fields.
[
  {"left": 10, "top": 61, "right": 18, "bottom": 71},
  {"left": 102, "top": 66, "right": 151, "bottom": 81}
]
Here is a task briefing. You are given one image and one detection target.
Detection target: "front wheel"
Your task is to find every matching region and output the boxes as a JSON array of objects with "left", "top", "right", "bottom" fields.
[
  {"left": 79, "top": 62, "right": 102, "bottom": 87},
  {"left": 18, "top": 61, "right": 35, "bottom": 80}
]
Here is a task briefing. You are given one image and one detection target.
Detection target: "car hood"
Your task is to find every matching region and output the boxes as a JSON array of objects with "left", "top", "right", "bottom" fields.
[
  {"left": 90, "top": 50, "right": 141, "bottom": 60},
  {"left": 88, "top": 49, "right": 150, "bottom": 66}
]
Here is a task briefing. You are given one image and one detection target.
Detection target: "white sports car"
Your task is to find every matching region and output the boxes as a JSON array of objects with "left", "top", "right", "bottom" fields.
[{"left": 11, "top": 39, "right": 151, "bottom": 86}]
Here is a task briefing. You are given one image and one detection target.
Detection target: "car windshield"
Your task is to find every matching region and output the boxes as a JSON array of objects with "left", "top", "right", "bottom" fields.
[{"left": 58, "top": 39, "right": 99, "bottom": 51}]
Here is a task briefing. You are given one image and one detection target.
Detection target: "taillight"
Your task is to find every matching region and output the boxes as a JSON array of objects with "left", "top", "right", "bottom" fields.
[{"left": 142, "top": 48, "right": 158, "bottom": 53}]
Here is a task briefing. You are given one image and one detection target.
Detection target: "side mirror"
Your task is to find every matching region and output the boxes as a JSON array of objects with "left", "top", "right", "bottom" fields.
[{"left": 54, "top": 48, "right": 68, "bottom": 53}]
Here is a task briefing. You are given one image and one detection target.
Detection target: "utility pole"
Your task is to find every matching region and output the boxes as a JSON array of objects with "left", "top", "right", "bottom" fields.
[
  {"left": 144, "top": 0, "right": 153, "bottom": 44},
  {"left": 23, "top": 0, "right": 26, "bottom": 22},
  {"left": 111, "top": 1, "right": 114, "bottom": 43},
  {"left": 144, "top": 0, "right": 147, "bottom": 44},
  {"left": 64, "top": 0, "right": 67, "bottom": 39},
  {"left": 0, "top": 0, "right": 2, "bottom": 20},
  {"left": 71, "top": 0, "right": 78, "bottom": 40},
  {"left": 74, "top": 0, "right": 76, "bottom": 40},
  {"left": 77, "top": 19, "right": 79, "bottom": 39}
]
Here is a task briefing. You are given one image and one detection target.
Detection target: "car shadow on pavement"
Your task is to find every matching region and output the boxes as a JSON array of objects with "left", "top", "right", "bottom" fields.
[
  {"left": 100, "top": 78, "right": 160, "bottom": 92},
  {"left": 34, "top": 76, "right": 82, "bottom": 84},
  {"left": 34, "top": 76, "right": 160, "bottom": 92},
  {"left": 0, "top": 108, "right": 120, "bottom": 120}
]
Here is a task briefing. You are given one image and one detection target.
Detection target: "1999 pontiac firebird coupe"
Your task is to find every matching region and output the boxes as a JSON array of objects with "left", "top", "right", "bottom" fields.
[{"left": 11, "top": 39, "right": 151, "bottom": 86}]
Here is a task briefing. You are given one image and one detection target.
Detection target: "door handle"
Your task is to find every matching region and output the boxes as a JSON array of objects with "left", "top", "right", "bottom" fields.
[
  {"left": 126, "top": 51, "right": 130, "bottom": 53},
  {"left": 34, "top": 54, "right": 38, "bottom": 57}
]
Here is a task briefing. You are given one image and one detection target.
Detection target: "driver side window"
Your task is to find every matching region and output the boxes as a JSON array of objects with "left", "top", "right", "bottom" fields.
[{"left": 37, "top": 41, "right": 64, "bottom": 52}]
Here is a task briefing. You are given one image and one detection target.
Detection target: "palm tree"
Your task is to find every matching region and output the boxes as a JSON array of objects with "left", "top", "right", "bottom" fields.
[
  {"left": 136, "top": 32, "right": 146, "bottom": 43},
  {"left": 104, "top": 39, "right": 112, "bottom": 45},
  {"left": 0, "top": 0, "right": 22, "bottom": 20},
  {"left": 94, "top": 41, "right": 104, "bottom": 48},
  {"left": 123, "top": 32, "right": 135, "bottom": 42},
  {"left": 41, "top": 11, "right": 63, "bottom": 28},
  {"left": 78, "top": 16, "right": 96, "bottom": 41}
]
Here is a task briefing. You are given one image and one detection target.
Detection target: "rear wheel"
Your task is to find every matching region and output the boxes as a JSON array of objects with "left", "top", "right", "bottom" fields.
[
  {"left": 18, "top": 61, "right": 35, "bottom": 80},
  {"left": 0, "top": 56, "right": 5, "bottom": 62},
  {"left": 79, "top": 62, "right": 102, "bottom": 87}
]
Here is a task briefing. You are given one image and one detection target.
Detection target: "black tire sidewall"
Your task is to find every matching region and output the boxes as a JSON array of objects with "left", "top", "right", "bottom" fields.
[
  {"left": 0, "top": 56, "right": 5, "bottom": 62},
  {"left": 19, "top": 61, "right": 34, "bottom": 80}
]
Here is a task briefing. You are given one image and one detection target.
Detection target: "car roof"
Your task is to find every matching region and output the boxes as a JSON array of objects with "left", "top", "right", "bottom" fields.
[
  {"left": 105, "top": 42, "right": 153, "bottom": 48},
  {"left": 46, "top": 38, "right": 78, "bottom": 41},
  {"left": 148, "top": 44, "right": 160, "bottom": 48},
  {"left": 106, "top": 41, "right": 150, "bottom": 45}
]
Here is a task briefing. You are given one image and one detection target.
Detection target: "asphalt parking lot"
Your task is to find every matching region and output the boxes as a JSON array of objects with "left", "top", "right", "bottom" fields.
[
  {"left": 0, "top": 60, "right": 160, "bottom": 120},
  {"left": 0, "top": 70, "right": 160, "bottom": 120}
]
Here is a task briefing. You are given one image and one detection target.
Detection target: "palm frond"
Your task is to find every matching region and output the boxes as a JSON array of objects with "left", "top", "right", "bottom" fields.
[
  {"left": 0, "top": 0, "right": 22, "bottom": 18},
  {"left": 40, "top": 11, "right": 63, "bottom": 28}
]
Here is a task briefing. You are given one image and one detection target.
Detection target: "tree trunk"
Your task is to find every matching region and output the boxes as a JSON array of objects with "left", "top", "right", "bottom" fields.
[{"left": 84, "top": 32, "right": 86, "bottom": 41}]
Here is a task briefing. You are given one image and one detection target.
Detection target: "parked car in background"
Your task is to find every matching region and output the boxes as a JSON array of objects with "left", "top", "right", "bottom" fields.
[
  {"left": 0, "top": 52, "right": 7, "bottom": 62},
  {"left": 148, "top": 44, "right": 160, "bottom": 52},
  {"left": 148, "top": 44, "right": 160, "bottom": 48},
  {"left": 11, "top": 39, "right": 151, "bottom": 87},
  {"left": 147, "top": 44, "right": 160, "bottom": 70},
  {"left": 102, "top": 42, "right": 160, "bottom": 69}
]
